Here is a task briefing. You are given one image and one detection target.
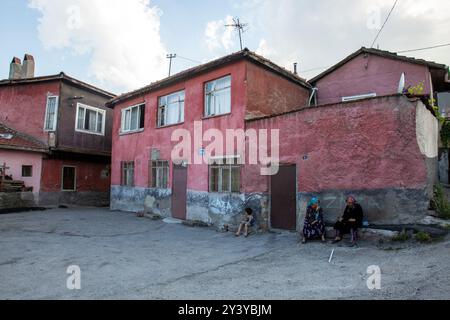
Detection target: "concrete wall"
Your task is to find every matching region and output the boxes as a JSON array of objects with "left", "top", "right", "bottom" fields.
[
  {"left": 245, "top": 95, "right": 436, "bottom": 225},
  {"left": 0, "top": 149, "right": 43, "bottom": 192},
  {"left": 0, "top": 192, "right": 39, "bottom": 210},
  {"left": 314, "top": 53, "right": 432, "bottom": 105},
  {"left": 0, "top": 80, "right": 60, "bottom": 144}
]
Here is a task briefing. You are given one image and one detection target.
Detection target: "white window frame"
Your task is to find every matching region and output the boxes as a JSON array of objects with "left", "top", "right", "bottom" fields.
[
  {"left": 75, "top": 103, "right": 106, "bottom": 136},
  {"left": 342, "top": 93, "right": 377, "bottom": 102},
  {"left": 61, "top": 166, "right": 77, "bottom": 192},
  {"left": 121, "top": 103, "right": 145, "bottom": 134},
  {"left": 150, "top": 160, "right": 169, "bottom": 188},
  {"left": 44, "top": 95, "right": 59, "bottom": 132},
  {"left": 204, "top": 75, "right": 231, "bottom": 117},
  {"left": 209, "top": 156, "right": 241, "bottom": 193},
  {"left": 157, "top": 90, "right": 185, "bottom": 127}
]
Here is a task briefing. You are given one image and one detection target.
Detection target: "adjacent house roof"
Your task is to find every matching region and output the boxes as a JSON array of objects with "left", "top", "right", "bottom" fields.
[
  {"left": 107, "top": 48, "right": 311, "bottom": 107},
  {"left": 0, "top": 123, "right": 49, "bottom": 153},
  {"left": 309, "top": 47, "right": 449, "bottom": 84},
  {"left": 0, "top": 72, "right": 116, "bottom": 99}
]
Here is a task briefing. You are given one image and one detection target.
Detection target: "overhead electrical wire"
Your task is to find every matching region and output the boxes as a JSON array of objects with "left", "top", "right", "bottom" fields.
[{"left": 370, "top": 0, "right": 399, "bottom": 48}]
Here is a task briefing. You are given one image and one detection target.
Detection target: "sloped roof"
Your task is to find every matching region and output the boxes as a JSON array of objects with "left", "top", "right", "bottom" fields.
[
  {"left": 107, "top": 48, "right": 311, "bottom": 107},
  {"left": 0, "top": 72, "right": 115, "bottom": 99},
  {"left": 0, "top": 123, "right": 48, "bottom": 153},
  {"left": 309, "top": 47, "right": 449, "bottom": 84}
]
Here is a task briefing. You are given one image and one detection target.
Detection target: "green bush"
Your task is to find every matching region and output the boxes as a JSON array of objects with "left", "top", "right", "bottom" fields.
[
  {"left": 415, "top": 231, "right": 432, "bottom": 243},
  {"left": 433, "top": 185, "right": 450, "bottom": 220},
  {"left": 392, "top": 230, "right": 410, "bottom": 242}
]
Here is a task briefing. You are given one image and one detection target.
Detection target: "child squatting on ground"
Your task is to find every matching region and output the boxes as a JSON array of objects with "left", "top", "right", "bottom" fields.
[{"left": 235, "top": 208, "right": 256, "bottom": 238}]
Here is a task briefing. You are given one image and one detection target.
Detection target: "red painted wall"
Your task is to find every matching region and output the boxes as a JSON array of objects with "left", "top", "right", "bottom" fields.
[
  {"left": 245, "top": 62, "right": 310, "bottom": 119},
  {"left": 0, "top": 81, "right": 60, "bottom": 144},
  {"left": 314, "top": 54, "right": 432, "bottom": 105},
  {"left": 243, "top": 95, "right": 428, "bottom": 193},
  {"left": 40, "top": 158, "right": 110, "bottom": 192},
  {"left": 112, "top": 61, "right": 248, "bottom": 191},
  {"left": 112, "top": 60, "right": 312, "bottom": 192}
]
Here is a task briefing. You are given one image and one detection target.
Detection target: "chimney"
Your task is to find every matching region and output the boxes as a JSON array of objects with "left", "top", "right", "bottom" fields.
[
  {"left": 293, "top": 62, "right": 298, "bottom": 75},
  {"left": 9, "top": 57, "right": 22, "bottom": 80},
  {"left": 21, "top": 54, "right": 35, "bottom": 78}
]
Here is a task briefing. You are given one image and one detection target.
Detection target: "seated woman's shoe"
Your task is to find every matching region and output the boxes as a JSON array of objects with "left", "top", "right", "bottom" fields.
[{"left": 332, "top": 238, "right": 342, "bottom": 244}]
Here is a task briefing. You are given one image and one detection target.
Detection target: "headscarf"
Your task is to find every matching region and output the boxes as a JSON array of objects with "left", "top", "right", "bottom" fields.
[{"left": 308, "top": 197, "right": 319, "bottom": 207}]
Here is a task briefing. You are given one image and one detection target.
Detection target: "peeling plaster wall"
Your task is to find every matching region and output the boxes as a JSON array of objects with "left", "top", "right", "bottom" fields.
[
  {"left": 111, "top": 185, "right": 269, "bottom": 230},
  {"left": 245, "top": 61, "right": 310, "bottom": 119},
  {"left": 245, "top": 95, "right": 435, "bottom": 225},
  {"left": 0, "top": 81, "right": 60, "bottom": 144}
]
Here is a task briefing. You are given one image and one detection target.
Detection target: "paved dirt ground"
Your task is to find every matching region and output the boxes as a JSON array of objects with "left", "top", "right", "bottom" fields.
[{"left": 0, "top": 207, "right": 449, "bottom": 300}]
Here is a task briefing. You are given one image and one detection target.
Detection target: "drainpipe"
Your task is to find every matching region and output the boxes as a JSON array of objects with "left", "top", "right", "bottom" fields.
[{"left": 308, "top": 88, "right": 318, "bottom": 107}]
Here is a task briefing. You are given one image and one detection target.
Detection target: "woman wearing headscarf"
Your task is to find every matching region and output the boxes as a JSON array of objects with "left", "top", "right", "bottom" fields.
[
  {"left": 301, "top": 197, "right": 326, "bottom": 244},
  {"left": 333, "top": 196, "right": 364, "bottom": 245}
]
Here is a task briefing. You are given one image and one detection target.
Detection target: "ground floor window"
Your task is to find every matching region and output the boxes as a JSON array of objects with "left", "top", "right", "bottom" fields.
[
  {"left": 209, "top": 157, "right": 240, "bottom": 193},
  {"left": 62, "top": 166, "right": 76, "bottom": 191},
  {"left": 22, "top": 165, "right": 33, "bottom": 177},
  {"left": 150, "top": 160, "right": 169, "bottom": 188},
  {"left": 121, "top": 161, "right": 134, "bottom": 187}
]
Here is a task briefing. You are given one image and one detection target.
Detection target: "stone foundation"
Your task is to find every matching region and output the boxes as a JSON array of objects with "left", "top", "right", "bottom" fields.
[
  {"left": 111, "top": 186, "right": 269, "bottom": 230},
  {"left": 111, "top": 186, "right": 429, "bottom": 230},
  {"left": 0, "top": 192, "right": 39, "bottom": 210},
  {"left": 39, "top": 191, "right": 110, "bottom": 207},
  {"left": 298, "top": 188, "right": 430, "bottom": 226}
]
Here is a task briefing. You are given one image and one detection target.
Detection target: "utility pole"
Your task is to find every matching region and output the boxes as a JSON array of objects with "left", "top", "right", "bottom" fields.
[
  {"left": 166, "top": 54, "right": 177, "bottom": 76},
  {"left": 225, "top": 17, "right": 248, "bottom": 51}
]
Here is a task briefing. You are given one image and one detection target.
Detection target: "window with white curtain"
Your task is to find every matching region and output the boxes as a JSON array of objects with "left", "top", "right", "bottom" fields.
[
  {"left": 75, "top": 103, "right": 105, "bottom": 135},
  {"left": 205, "top": 75, "right": 231, "bottom": 117},
  {"left": 44, "top": 96, "right": 59, "bottom": 131},
  {"left": 158, "top": 91, "right": 185, "bottom": 127}
]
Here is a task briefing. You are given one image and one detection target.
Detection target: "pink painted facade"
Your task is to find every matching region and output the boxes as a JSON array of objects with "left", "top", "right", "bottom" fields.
[
  {"left": 111, "top": 59, "right": 310, "bottom": 192},
  {"left": 244, "top": 95, "right": 428, "bottom": 193},
  {"left": 0, "top": 73, "right": 115, "bottom": 207},
  {"left": 0, "top": 149, "right": 43, "bottom": 192},
  {"left": 0, "top": 81, "right": 60, "bottom": 144},
  {"left": 313, "top": 53, "right": 433, "bottom": 105}
]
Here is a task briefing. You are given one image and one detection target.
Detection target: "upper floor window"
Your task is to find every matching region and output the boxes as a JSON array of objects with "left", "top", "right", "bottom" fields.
[
  {"left": 76, "top": 103, "right": 106, "bottom": 135},
  {"left": 44, "top": 96, "right": 59, "bottom": 131},
  {"left": 121, "top": 104, "right": 145, "bottom": 134},
  {"left": 205, "top": 75, "right": 231, "bottom": 117},
  {"left": 158, "top": 91, "right": 185, "bottom": 127}
]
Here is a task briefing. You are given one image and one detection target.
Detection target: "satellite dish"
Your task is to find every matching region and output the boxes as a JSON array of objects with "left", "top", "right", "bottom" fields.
[{"left": 398, "top": 73, "right": 405, "bottom": 94}]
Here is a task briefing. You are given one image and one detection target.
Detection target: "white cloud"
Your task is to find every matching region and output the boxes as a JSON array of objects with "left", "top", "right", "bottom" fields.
[
  {"left": 234, "top": 0, "right": 450, "bottom": 79},
  {"left": 256, "top": 39, "right": 276, "bottom": 59},
  {"left": 205, "top": 15, "right": 238, "bottom": 54},
  {"left": 29, "top": 0, "right": 167, "bottom": 93}
]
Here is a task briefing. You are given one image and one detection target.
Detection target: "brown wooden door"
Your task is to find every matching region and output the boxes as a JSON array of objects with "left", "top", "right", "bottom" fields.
[
  {"left": 270, "top": 164, "right": 297, "bottom": 230},
  {"left": 172, "top": 164, "right": 187, "bottom": 220}
]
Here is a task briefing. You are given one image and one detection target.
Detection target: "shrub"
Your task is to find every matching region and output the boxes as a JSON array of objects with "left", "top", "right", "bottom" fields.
[
  {"left": 415, "top": 231, "right": 432, "bottom": 243},
  {"left": 433, "top": 184, "right": 450, "bottom": 220},
  {"left": 392, "top": 230, "right": 410, "bottom": 242}
]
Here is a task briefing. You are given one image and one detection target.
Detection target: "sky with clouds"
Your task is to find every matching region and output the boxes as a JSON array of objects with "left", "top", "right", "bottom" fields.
[{"left": 1, "top": 0, "right": 449, "bottom": 95}]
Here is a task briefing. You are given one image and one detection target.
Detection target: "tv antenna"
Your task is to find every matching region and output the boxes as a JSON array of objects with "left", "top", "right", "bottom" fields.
[
  {"left": 166, "top": 53, "right": 177, "bottom": 76},
  {"left": 225, "top": 17, "right": 248, "bottom": 50}
]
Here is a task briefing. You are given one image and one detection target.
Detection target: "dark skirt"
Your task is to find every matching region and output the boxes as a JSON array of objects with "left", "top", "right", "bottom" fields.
[
  {"left": 334, "top": 220, "right": 358, "bottom": 235},
  {"left": 303, "top": 219, "right": 325, "bottom": 239}
]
